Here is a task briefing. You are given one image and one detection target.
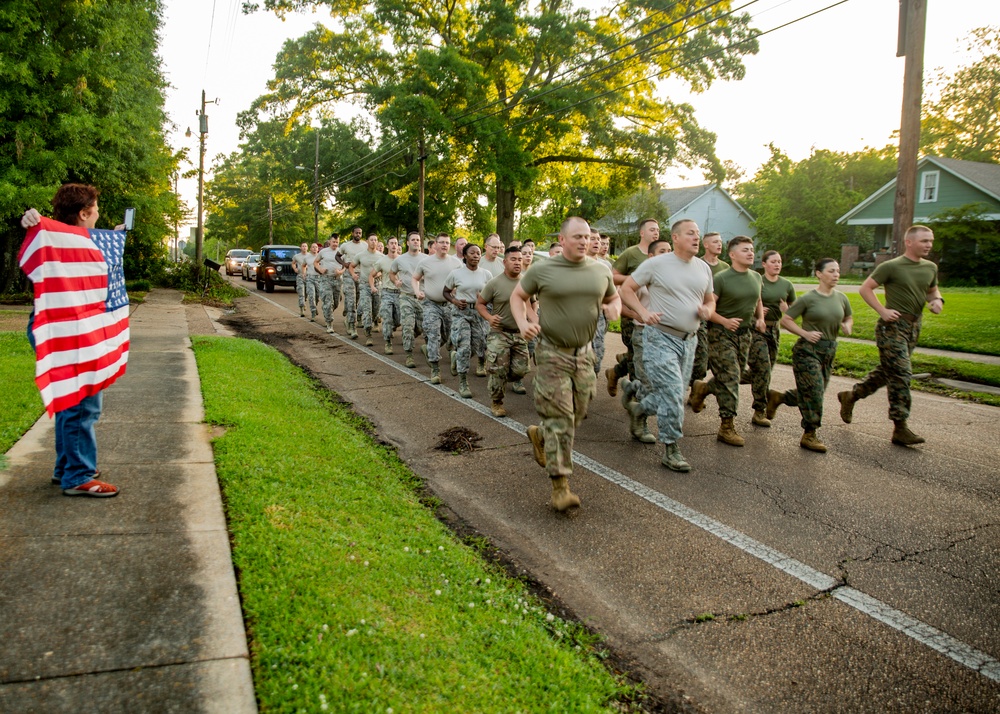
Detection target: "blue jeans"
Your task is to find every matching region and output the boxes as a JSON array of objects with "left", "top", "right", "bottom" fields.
[
  {"left": 637, "top": 327, "right": 696, "bottom": 445},
  {"left": 27, "top": 312, "right": 102, "bottom": 489}
]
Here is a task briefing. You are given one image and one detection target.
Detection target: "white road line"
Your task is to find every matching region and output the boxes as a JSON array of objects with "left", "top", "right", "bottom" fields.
[{"left": 246, "top": 288, "right": 1000, "bottom": 683}]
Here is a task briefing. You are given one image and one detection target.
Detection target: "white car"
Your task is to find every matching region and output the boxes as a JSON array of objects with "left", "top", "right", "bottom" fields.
[
  {"left": 224, "top": 249, "right": 252, "bottom": 275},
  {"left": 241, "top": 254, "right": 260, "bottom": 281}
]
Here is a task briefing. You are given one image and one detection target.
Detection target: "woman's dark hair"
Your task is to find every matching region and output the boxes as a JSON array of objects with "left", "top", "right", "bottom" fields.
[
  {"left": 814, "top": 257, "right": 837, "bottom": 273},
  {"left": 52, "top": 183, "right": 99, "bottom": 225},
  {"left": 762, "top": 250, "right": 780, "bottom": 263}
]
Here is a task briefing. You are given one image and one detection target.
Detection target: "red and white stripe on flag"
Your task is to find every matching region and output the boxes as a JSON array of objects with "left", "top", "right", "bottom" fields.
[{"left": 18, "top": 217, "right": 129, "bottom": 416}]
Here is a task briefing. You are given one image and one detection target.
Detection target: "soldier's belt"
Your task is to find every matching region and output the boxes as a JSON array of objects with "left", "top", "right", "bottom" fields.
[
  {"left": 898, "top": 313, "right": 921, "bottom": 324},
  {"left": 650, "top": 323, "right": 697, "bottom": 340},
  {"left": 539, "top": 336, "right": 590, "bottom": 355}
]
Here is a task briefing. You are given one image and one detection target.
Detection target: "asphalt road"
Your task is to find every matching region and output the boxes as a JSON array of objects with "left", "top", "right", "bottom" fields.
[{"left": 222, "top": 274, "right": 1000, "bottom": 712}]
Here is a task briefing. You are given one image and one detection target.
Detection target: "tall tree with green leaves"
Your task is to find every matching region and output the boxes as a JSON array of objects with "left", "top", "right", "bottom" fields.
[
  {"left": 921, "top": 26, "right": 1000, "bottom": 165},
  {"left": 0, "top": 0, "right": 179, "bottom": 291},
  {"left": 245, "top": 0, "right": 758, "bottom": 242}
]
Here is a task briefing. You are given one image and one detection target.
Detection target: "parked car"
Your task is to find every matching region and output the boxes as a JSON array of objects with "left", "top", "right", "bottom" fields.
[
  {"left": 241, "top": 254, "right": 261, "bottom": 281},
  {"left": 224, "top": 249, "right": 253, "bottom": 275},
  {"left": 256, "top": 244, "right": 300, "bottom": 293}
]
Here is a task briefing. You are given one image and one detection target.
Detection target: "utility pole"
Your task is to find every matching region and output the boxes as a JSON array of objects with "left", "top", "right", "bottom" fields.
[
  {"left": 892, "top": 0, "right": 927, "bottom": 256},
  {"left": 190, "top": 89, "right": 218, "bottom": 274},
  {"left": 173, "top": 173, "right": 179, "bottom": 262},
  {"left": 268, "top": 194, "right": 274, "bottom": 243},
  {"left": 418, "top": 128, "right": 426, "bottom": 239},
  {"left": 313, "top": 128, "right": 320, "bottom": 245}
]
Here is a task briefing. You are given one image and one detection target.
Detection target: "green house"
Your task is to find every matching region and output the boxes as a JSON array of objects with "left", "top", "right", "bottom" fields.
[{"left": 837, "top": 157, "right": 1000, "bottom": 253}]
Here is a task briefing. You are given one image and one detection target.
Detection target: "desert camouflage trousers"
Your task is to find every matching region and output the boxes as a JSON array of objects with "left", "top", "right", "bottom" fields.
[
  {"left": 422, "top": 300, "right": 451, "bottom": 363},
  {"left": 635, "top": 327, "right": 696, "bottom": 444},
  {"left": 451, "top": 305, "right": 487, "bottom": 374},
  {"left": 780, "top": 338, "right": 837, "bottom": 431},
  {"left": 705, "top": 323, "right": 753, "bottom": 418},
  {"left": 532, "top": 339, "right": 596, "bottom": 477},
  {"left": 747, "top": 321, "right": 781, "bottom": 412},
  {"left": 486, "top": 330, "right": 530, "bottom": 401},
  {"left": 379, "top": 289, "right": 400, "bottom": 341},
  {"left": 850, "top": 317, "right": 920, "bottom": 421},
  {"left": 689, "top": 319, "right": 709, "bottom": 385},
  {"left": 399, "top": 294, "right": 424, "bottom": 353},
  {"left": 591, "top": 311, "right": 608, "bottom": 375},
  {"left": 319, "top": 274, "right": 342, "bottom": 324}
]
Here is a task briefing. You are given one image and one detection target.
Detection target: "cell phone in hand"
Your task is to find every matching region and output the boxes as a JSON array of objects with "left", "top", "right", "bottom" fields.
[{"left": 123, "top": 208, "right": 135, "bottom": 231}]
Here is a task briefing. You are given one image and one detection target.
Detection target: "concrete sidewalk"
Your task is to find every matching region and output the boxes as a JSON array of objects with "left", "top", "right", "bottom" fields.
[{"left": 0, "top": 290, "right": 255, "bottom": 713}]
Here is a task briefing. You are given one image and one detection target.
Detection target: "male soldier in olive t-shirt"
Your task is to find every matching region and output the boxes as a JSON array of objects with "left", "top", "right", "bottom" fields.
[
  {"left": 838, "top": 225, "right": 943, "bottom": 446},
  {"left": 690, "top": 232, "right": 730, "bottom": 389},
  {"left": 512, "top": 217, "right": 620, "bottom": 513},
  {"left": 689, "top": 235, "right": 764, "bottom": 447}
]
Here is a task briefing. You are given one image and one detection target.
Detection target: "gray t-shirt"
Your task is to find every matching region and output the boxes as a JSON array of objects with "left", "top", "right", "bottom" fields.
[
  {"left": 630, "top": 253, "right": 714, "bottom": 333},
  {"left": 480, "top": 256, "right": 505, "bottom": 279},
  {"left": 414, "top": 254, "right": 462, "bottom": 302},
  {"left": 336, "top": 240, "right": 366, "bottom": 277},
  {"left": 292, "top": 252, "right": 308, "bottom": 275},
  {"left": 444, "top": 265, "right": 493, "bottom": 304},
  {"left": 373, "top": 255, "right": 398, "bottom": 291},
  {"left": 350, "top": 249, "right": 381, "bottom": 283},
  {"left": 390, "top": 252, "right": 425, "bottom": 296},
  {"left": 304, "top": 253, "right": 320, "bottom": 277},
  {"left": 317, "top": 247, "right": 341, "bottom": 276}
]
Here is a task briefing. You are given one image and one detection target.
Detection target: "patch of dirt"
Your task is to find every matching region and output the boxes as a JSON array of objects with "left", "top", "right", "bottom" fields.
[{"left": 435, "top": 426, "right": 483, "bottom": 453}]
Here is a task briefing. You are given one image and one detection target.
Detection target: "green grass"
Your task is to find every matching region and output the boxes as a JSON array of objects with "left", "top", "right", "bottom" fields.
[
  {"left": 0, "top": 332, "right": 44, "bottom": 454},
  {"left": 191, "top": 336, "right": 638, "bottom": 713},
  {"left": 793, "top": 290, "right": 1000, "bottom": 356},
  {"left": 776, "top": 339, "right": 1000, "bottom": 408}
]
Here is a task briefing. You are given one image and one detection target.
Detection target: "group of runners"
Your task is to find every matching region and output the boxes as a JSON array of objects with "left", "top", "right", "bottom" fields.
[{"left": 280, "top": 216, "right": 943, "bottom": 513}]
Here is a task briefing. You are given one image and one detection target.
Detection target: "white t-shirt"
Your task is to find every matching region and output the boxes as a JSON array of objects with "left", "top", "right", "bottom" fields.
[
  {"left": 444, "top": 265, "right": 493, "bottom": 304},
  {"left": 630, "top": 253, "right": 713, "bottom": 333},
  {"left": 390, "top": 252, "right": 425, "bottom": 296}
]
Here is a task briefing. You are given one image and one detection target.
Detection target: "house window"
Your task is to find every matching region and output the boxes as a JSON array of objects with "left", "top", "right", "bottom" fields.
[{"left": 920, "top": 171, "right": 939, "bottom": 203}]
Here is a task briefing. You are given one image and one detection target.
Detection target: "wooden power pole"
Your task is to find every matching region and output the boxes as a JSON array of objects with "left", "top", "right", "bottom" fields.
[
  {"left": 892, "top": 0, "right": 927, "bottom": 256},
  {"left": 418, "top": 128, "right": 426, "bottom": 240}
]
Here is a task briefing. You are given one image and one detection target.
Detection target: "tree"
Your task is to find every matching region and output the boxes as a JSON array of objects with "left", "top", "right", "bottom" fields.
[
  {"left": 920, "top": 26, "right": 1000, "bottom": 164},
  {"left": 927, "top": 204, "right": 1000, "bottom": 285},
  {"left": 0, "top": 0, "right": 180, "bottom": 292},
  {"left": 246, "top": 0, "right": 758, "bottom": 242},
  {"left": 737, "top": 145, "right": 896, "bottom": 271}
]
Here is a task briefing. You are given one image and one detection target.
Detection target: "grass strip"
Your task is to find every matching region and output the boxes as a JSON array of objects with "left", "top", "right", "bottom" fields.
[
  {"left": 0, "top": 332, "right": 43, "bottom": 455},
  {"left": 191, "top": 336, "right": 638, "bottom": 713}
]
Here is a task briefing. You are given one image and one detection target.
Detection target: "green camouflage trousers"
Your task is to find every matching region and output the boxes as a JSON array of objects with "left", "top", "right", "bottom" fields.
[
  {"left": 689, "top": 320, "right": 709, "bottom": 385},
  {"left": 486, "top": 330, "right": 530, "bottom": 401},
  {"left": 781, "top": 338, "right": 837, "bottom": 431},
  {"left": 533, "top": 339, "right": 596, "bottom": 477},
  {"left": 705, "top": 323, "right": 752, "bottom": 418},
  {"left": 319, "top": 274, "right": 342, "bottom": 324},
  {"left": 611, "top": 316, "right": 636, "bottom": 381},
  {"left": 851, "top": 317, "right": 920, "bottom": 421},
  {"left": 379, "top": 289, "right": 400, "bottom": 341},
  {"left": 747, "top": 321, "right": 780, "bottom": 412},
  {"left": 451, "top": 305, "right": 487, "bottom": 374},
  {"left": 399, "top": 294, "right": 424, "bottom": 353}
]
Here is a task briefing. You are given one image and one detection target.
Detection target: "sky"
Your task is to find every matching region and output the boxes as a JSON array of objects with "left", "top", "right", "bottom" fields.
[{"left": 159, "top": 0, "right": 990, "bottom": 233}]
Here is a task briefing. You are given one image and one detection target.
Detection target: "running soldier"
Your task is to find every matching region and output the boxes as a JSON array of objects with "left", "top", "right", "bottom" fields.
[
  {"left": 349, "top": 233, "right": 382, "bottom": 346},
  {"left": 481, "top": 233, "right": 506, "bottom": 281},
  {"left": 511, "top": 217, "right": 620, "bottom": 512},
  {"left": 477, "top": 245, "right": 533, "bottom": 417},
  {"left": 744, "top": 250, "right": 796, "bottom": 426},
  {"left": 413, "top": 234, "right": 462, "bottom": 384},
  {"left": 371, "top": 236, "right": 402, "bottom": 353},
  {"left": 588, "top": 228, "right": 609, "bottom": 376},
  {"left": 292, "top": 242, "right": 309, "bottom": 317},
  {"left": 689, "top": 235, "right": 765, "bottom": 447},
  {"left": 317, "top": 235, "right": 344, "bottom": 333},
  {"left": 336, "top": 226, "right": 365, "bottom": 338},
  {"left": 303, "top": 243, "right": 322, "bottom": 321},
  {"left": 689, "top": 231, "right": 729, "bottom": 390},
  {"left": 837, "top": 225, "right": 943, "bottom": 446},
  {"left": 390, "top": 231, "right": 426, "bottom": 367},
  {"left": 443, "top": 244, "right": 493, "bottom": 398},
  {"left": 619, "top": 221, "right": 715, "bottom": 471}
]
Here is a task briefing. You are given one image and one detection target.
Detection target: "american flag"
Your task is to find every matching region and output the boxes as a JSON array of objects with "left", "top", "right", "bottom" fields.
[{"left": 18, "top": 217, "right": 130, "bottom": 416}]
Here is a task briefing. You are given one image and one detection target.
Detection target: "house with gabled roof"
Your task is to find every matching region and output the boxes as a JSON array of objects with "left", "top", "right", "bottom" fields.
[{"left": 592, "top": 183, "right": 755, "bottom": 249}]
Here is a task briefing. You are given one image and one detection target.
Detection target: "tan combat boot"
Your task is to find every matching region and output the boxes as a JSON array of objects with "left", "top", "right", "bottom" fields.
[
  {"left": 838, "top": 390, "right": 855, "bottom": 424},
  {"left": 891, "top": 420, "right": 926, "bottom": 446},
  {"left": 800, "top": 430, "right": 827, "bottom": 453},
  {"left": 490, "top": 401, "right": 507, "bottom": 418},
  {"left": 527, "top": 425, "right": 546, "bottom": 467},
  {"left": 405, "top": 351, "right": 416, "bottom": 368},
  {"left": 752, "top": 410, "right": 771, "bottom": 427},
  {"left": 765, "top": 389, "right": 784, "bottom": 420},
  {"left": 550, "top": 476, "right": 581, "bottom": 512},
  {"left": 717, "top": 417, "right": 745, "bottom": 447},
  {"left": 365, "top": 328, "right": 374, "bottom": 347},
  {"left": 688, "top": 380, "right": 710, "bottom": 413},
  {"left": 458, "top": 373, "right": 472, "bottom": 399},
  {"left": 475, "top": 356, "right": 487, "bottom": 377},
  {"left": 605, "top": 366, "right": 619, "bottom": 397},
  {"left": 384, "top": 342, "right": 393, "bottom": 355},
  {"left": 429, "top": 362, "right": 441, "bottom": 384}
]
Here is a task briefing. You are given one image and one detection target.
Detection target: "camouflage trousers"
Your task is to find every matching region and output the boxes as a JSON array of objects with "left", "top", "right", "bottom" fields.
[
  {"left": 611, "top": 317, "right": 637, "bottom": 381},
  {"left": 295, "top": 274, "right": 306, "bottom": 308},
  {"left": 705, "top": 323, "right": 753, "bottom": 419},
  {"left": 343, "top": 274, "right": 359, "bottom": 328},
  {"left": 399, "top": 294, "right": 424, "bottom": 353},
  {"left": 359, "top": 283, "right": 378, "bottom": 331},
  {"left": 422, "top": 300, "right": 451, "bottom": 363},
  {"left": 689, "top": 320, "right": 709, "bottom": 385},
  {"left": 319, "top": 274, "right": 342, "bottom": 324},
  {"left": 635, "top": 327, "right": 697, "bottom": 444},
  {"left": 486, "top": 330, "right": 530, "bottom": 401},
  {"left": 379, "top": 289, "right": 400, "bottom": 342},
  {"left": 747, "top": 321, "right": 780, "bottom": 412},
  {"left": 851, "top": 317, "right": 920, "bottom": 422},
  {"left": 781, "top": 338, "right": 837, "bottom": 431},
  {"left": 591, "top": 311, "right": 608, "bottom": 375},
  {"left": 305, "top": 275, "right": 321, "bottom": 317},
  {"left": 532, "top": 339, "right": 596, "bottom": 477},
  {"left": 621, "top": 325, "right": 649, "bottom": 403},
  {"left": 451, "top": 305, "right": 487, "bottom": 374}
]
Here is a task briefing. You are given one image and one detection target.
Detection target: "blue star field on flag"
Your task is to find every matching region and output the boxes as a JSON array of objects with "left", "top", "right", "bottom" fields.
[{"left": 90, "top": 229, "right": 129, "bottom": 311}]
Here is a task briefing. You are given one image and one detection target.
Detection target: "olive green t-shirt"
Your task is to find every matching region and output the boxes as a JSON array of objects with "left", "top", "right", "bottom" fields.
[
  {"left": 785, "top": 289, "right": 852, "bottom": 342},
  {"left": 760, "top": 276, "right": 796, "bottom": 323},
  {"left": 713, "top": 267, "right": 763, "bottom": 322},
  {"left": 705, "top": 258, "right": 730, "bottom": 276},
  {"left": 869, "top": 255, "right": 938, "bottom": 317},
  {"left": 519, "top": 256, "right": 616, "bottom": 348},
  {"left": 479, "top": 273, "right": 520, "bottom": 331},
  {"left": 613, "top": 244, "right": 647, "bottom": 276}
]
